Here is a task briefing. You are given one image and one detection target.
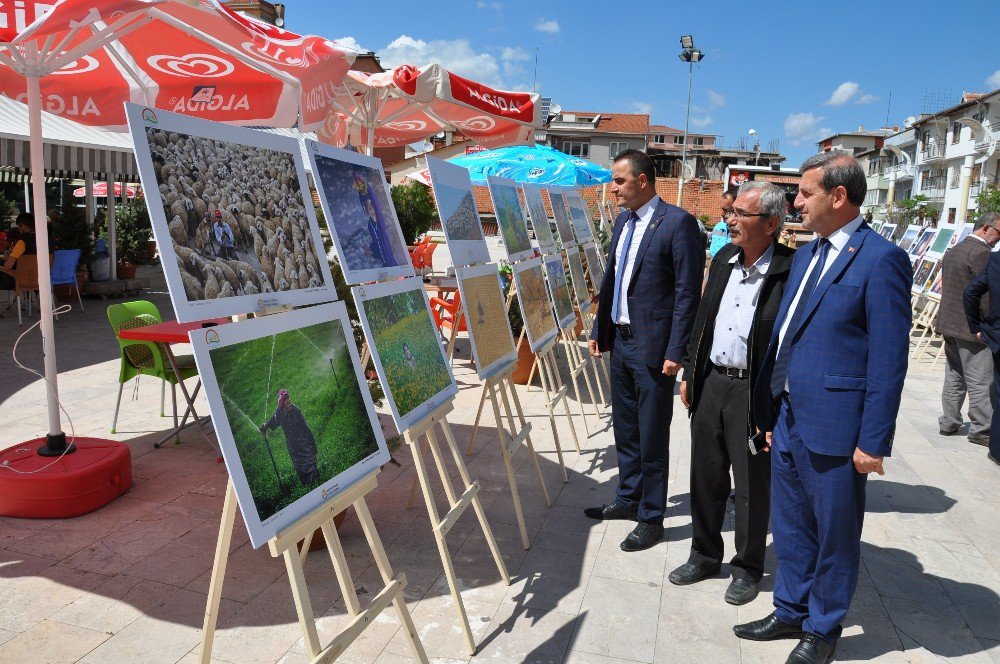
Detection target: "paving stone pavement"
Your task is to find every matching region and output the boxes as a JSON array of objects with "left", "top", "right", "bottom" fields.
[{"left": 0, "top": 267, "right": 998, "bottom": 663}]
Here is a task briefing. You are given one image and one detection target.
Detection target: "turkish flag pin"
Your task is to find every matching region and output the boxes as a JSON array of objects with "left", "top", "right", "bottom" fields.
[{"left": 848, "top": 246, "right": 855, "bottom": 253}]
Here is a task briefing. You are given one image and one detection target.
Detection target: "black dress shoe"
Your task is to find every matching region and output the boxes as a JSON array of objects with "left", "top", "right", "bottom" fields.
[
  {"left": 733, "top": 612, "right": 803, "bottom": 641},
  {"left": 620, "top": 522, "right": 663, "bottom": 552},
  {"left": 668, "top": 562, "right": 720, "bottom": 586},
  {"left": 583, "top": 502, "right": 638, "bottom": 521},
  {"left": 786, "top": 634, "right": 835, "bottom": 664},
  {"left": 939, "top": 427, "right": 961, "bottom": 436},
  {"left": 968, "top": 434, "right": 990, "bottom": 447},
  {"left": 724, "top": 577, "right": 760, "bottom": 605}
]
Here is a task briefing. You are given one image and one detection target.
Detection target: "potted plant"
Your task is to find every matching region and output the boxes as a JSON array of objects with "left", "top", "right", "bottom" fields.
[
  {"left": 50, "top": 204, "right": 94, "bottom": 300},
  {"left": 111, "top": 197, "right": 154, "bottom": 280}
]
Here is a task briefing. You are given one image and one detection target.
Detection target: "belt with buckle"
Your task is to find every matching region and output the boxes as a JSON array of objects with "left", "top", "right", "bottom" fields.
[
  {"left": 614, "top": 323, "right": 633, "bottom": 339},
  {"left": 712, "top": 363, "right": 749, "bottom": 379}
]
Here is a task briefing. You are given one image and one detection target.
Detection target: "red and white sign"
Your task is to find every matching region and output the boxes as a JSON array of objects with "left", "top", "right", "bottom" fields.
[{"left": 72, "top": 182, "right": 139, "bottom": 198}]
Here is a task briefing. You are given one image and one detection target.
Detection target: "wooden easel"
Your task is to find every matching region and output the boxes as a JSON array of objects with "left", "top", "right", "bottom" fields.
[
  {"left": 199, "top": 473, "right": 428, "bottom": 663},
  {"left": 533, "top": 335, "right": 582, "bottom": 459},
  {"left": 579, "top": 308, "right": 612, "bottom": 399},
  {"left": 398, "top": 399, "right": 511, "bottom": 655},
  {"left": 558, "top": 323, "right": 601, "bottom": 435}
]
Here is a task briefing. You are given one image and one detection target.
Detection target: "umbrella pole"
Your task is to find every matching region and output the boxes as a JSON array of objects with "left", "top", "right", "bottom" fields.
[{"left": 26, "top": 73, "right": 72, "bottom": 456}]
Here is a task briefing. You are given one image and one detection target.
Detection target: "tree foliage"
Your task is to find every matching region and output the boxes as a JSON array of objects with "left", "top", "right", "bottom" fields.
[
  {"left": 390, "top": 182, "right": 438, "bottom": 245},
  {"left": 974, "top": 185, "right": 1000, "bottom": 221}
]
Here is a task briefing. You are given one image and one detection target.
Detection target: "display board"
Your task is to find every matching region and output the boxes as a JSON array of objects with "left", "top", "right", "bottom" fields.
[
  {"left": 425, "top": 157, "right": 491, "bottom": 266},
  {"left": 909, "top": 228, "right": 937, "bottom": 258},
  {"left": 511, "top": 256, "right": 558, "bottom": 352},
  {"left": 126, "top": 104, "right": 335, "bottom": 322},
  {"left": 454, "top": 263, "right": 518, "bottom": 380},
  {"left": 565, "top": 190, "right": 595, "bottom": 244},
  {"left": 582, "top": 242, "right": 606, "bottom": 293},
  {"left": 189, "top": 302, "right": 389, "bottom": 548},
  {"left": 897, "top": 225, "right": 923, "bottom": 253},
  {"left": 485, "top": 175, "right": 534, "bottom": 263},
  {"left": 927, "top": 226, "right": 956, "bottom": 257},
  {"left": 353, "top": 278, "right": 459, "bottom": 431},
  {"left": 308, "top": 142, "right": 414, "bottom": 284},
  {"left": 548, "top": 188, "right": 576, "bottom": 246},
  {"left": 912, "top": 256, "right": 938, "bottom": 293},
  {"left": 878, "top": 223, "right": 897, "bottom": 241},
  {"left": 522, "top": 183, "right": 557, "bottom": 254},
  {"left": 566, "top": 246, "right": 591, "bottom": 309},
  {"left": 947, "top": 223, "right": 975, "bottom": 251},
  {"left": 543, "top": 255, "right": 576, "bottom": 330},
  {"left": 922, "top": 259, "right": 943, "bottom": 293}
]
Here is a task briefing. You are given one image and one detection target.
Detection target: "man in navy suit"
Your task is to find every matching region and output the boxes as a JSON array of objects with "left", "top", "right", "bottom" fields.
[
  {"left": 963, "top": 250, "right": 1000, "bottom": 467},
  {"left": 585, "top": 149, "right": 705, "bottom": 551},
  {"left": 733, "top": 151, "right": 910, "bottom": 664}
]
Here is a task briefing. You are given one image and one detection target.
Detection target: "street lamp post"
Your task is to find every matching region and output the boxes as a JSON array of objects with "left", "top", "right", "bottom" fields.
[{"left": 677, "top": 35, "right": 704, "bottom": 209}]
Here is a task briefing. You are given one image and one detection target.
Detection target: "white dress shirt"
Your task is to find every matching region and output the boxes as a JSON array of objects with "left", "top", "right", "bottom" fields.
[
  {"left": 710, "top": 244, "right": 774, "bottom": 370},
  {"left": 614, "top": 195, "right": 661, "bottom": 324},
  {"left": 775, "top": 215, "right": 864, "bottom": 389}
]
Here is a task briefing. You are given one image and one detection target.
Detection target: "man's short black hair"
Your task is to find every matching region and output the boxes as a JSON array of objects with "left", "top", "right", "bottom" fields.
[
  {"left": 613, "top": 148, "right": 656, "bottom": 187},
  {"left": 722, "top": 189, "right": 737, "bottom": 200},
  {"left": 15, "top": 212, "right": 33, "bottom": 229},
  {"left": 800, "top": 150, "right": 867, "bottom": 206}
]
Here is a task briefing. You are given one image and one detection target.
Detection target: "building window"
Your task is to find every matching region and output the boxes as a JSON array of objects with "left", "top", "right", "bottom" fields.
[
  {"left": 950, "top": 167, "right": 960, "bottom": 188},
  {"left": 948, "top": 208, "right": 956, "bottom": 224},
  {"left": 609, "top": 141, "right": 628, "bottom": 157},
  {"left": 869, "top": 157, "right": 880, "bottom": 175},
  {"left": 560, "top": 141, "right": 590, "bottom": 158},
  {"left": 952, "top": 121, "right": 962, "bottom": 144},
  {"left": 673, "top": 135, "right": 685, "bottom": 145},
  {"left": 652, "top": 134, "right": 666, "bottom": 144},
  {"left": 692, "top": 136, "right": 705, "bottom": 146}
]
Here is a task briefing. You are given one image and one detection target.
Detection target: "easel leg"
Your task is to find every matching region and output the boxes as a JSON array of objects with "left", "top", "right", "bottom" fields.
[
  {"left": 488, "top": 380, "right": 532, "bottom": 549},
  {"left": 546, "top": 350, "right": 582, "bottom": 455},
  {"left": 535, "top": 352, "right": 570, "bottom": 483},
  {"left": 560, "top": 333, "right": 592, "bottom": 436},
  {"left": 319, "top": 521, "right": 362, "bottom": 616},
  {"left": 466, "top": 384, "right": 489, "bottom": 455},
  {"left": 573, "top": 335, "right": 603, "bottom": 419},
  {"left": 199, "top": 482, "right": 238, "bottom": 664},
  {"left": 499, "top": 376, "right": 550, "bottom": 507},
  {"left": 283, "top": 547, "right": 322, "bottom": 658}
]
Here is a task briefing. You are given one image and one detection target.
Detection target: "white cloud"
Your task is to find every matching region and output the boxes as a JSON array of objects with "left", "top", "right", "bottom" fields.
[
  {"left": 705, "top": 89, "right": 725, "bottom": 109},
  {"left": 501, "top": 46, "right": 531, "bottom": 76},
  {"left": 534, "top": 18, "right": 560, "bottom": 34},
  {"left": 855, "top": 93, "right": 880, "bottom": 105},
  {"left": 987, "top": 70, "right": 1000, "bottom": 88},
  {"left": 785, "top": 112, "right": 831, "bottom": 146},
  {"left": 627, "top": 101, "right": 653, "bottom": 115},
  {"left": 379, "top": 35, "right": 502, "bottom": 87},
  {"left": 331, "top": 36, "right": 367, "bottom": 54},
  {"left": 476, "top": 1, "right": 505, "bottom": 9},
  {"left": 691, "top": 115, "right": 713, "bottom": 128},
  {"left": 824, "top": 81, "right": 860, "bottom": 106}
]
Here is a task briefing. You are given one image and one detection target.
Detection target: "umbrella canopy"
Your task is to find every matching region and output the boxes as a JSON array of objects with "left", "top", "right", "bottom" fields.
[
  {"left": 320, "top": 63, "right": 541, "bottom": 154},
  {"left": 0, "top": 0, "right": 355, "bottom": 451},
  {"left": 410, "top": 143, "right": 613, "bottom": 187},
  {"left": 73, "top": 182, "right": 138, "bottom": 198}
]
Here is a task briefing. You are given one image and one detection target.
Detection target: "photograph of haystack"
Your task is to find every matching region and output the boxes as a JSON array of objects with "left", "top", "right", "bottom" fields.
[{"left": 126, "top": 104, "right": 335, "bottom": 321}]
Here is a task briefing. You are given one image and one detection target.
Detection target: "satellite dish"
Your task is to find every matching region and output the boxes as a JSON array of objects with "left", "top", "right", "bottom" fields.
[
  {"left": 549, "top": 103, "right": 562, "bottom": 116},
  {"left": 748, "top": 128, "right": 757, "bottom": 136},
  {"left": 904, "top": 115, "right": 916, "bottom": 128},
  {"left": 274, "top": 16, "right": 285, "bottom": 28}
]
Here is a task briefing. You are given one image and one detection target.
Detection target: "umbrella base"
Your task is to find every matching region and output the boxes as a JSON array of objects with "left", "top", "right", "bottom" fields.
[{"left": 0, "top": 437, "right": 132, "bottom": 519}]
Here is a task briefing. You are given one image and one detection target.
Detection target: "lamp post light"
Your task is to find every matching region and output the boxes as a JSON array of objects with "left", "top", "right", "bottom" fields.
[{"left": 676, "top": 35, "right": 704, "bottom": 208}]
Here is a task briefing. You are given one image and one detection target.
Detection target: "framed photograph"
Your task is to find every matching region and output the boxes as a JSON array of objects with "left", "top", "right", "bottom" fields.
[
  {"left": 948, "top": 223, "right": 975, "bottom": 250},
  {"left": 352, "top": 278, "right": 459, "bottom": 431},
  {"left": 522, "top": 183, "right": 557, "bottom": 255},
  {"left": 922, "top": 258, "right": 943, "bottom": 293},
  {"left": 307, "top": 142, "right": 414, "bottom": 284},
  {"left": 547, "top": 188, "right": 576, "bottom": 247},
  {"left": 912, "top": 257, "right": 938, "bottom": 293},
  {"left": 927, "top": 265, "right": 944, "bottom": 297},
  {"left": 566, "top": 246, "right": 591, "bottom": 309},
  {"left": 486, "top": 175, "right": 534, "bottom": 263},
  {"left": 583, "top": 242, "right": 606, "bottom": 292},
  {"left": 565, "top": 190, "right": 595, "bottom": 244},
  {"left": 927, "top": 226, "right": 956, "bottom": 256},
  {"left": 189, "top": 302, "right": 389, "bottom": 548},
  {"left": 125, "top": 103, "right": 335, "bottom": 322},
  {"left": 897, "top": 225, "right": 923, "bottom": 252},
  {"left": 455, "top": 263, "right": 518, "bottom": 380},
  {"left": 543, "top": 254, "right": 576, "bottom": 330},
  {"left": 511, "top": 256, "right": 558, "bottom": 352},
  {"left": 909, "top": 228, "right": 937, "bottom": 258},
  {"left": 425, "top": 156, "right": 490, "bottom": 267},
  {"left": 878, "top": 223, "right": 897, "bottom": 241}
]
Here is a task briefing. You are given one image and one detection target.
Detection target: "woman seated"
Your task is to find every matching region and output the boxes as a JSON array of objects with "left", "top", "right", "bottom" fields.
[{"left": 0, "top": 213, "right": 37, "bottom": 290}]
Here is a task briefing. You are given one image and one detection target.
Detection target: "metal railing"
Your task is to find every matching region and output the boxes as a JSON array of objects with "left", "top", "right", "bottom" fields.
[
  {"left": 920, "top": 178, "right": 946, "bottom": 198},
  {"left": 920, "top": 141, "right": 947, "bottom": 161}
]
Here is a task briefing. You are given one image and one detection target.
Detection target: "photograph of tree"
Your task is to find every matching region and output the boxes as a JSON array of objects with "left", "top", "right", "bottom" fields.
[
  {"left": 311, "top": 146, "right": 412, "bottom": 284},
  {"left": 456, "top": 263, "right": 517, "bottom": 379},
  {"left": 567, "top": 247, "right": 591, "bottom": 308},
  {"left": 487, "top": 175, "right": 533, "bottom": 262},
  {"left": 548, "top": 189, "right": 576, "bottom": 246},
  {"left": 426, "top": 157, "right": 490, "bottom": 266},
  {"left": 522, "top": 183, "right": 557, "bottom": 253},
  {"left": 544, "top": 255, "right": 576, "bottom": 330},
  {"left": 354, "top": 279, "right": 458, "bottom": 430},
  {"left": 513, "top": 257, "right": 558, "bottom": 352}
]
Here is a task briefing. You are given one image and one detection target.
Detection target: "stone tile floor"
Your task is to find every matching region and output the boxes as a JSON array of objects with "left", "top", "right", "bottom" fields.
[{"left": 0, "top": 267, "right": 998, "bottom": 663}]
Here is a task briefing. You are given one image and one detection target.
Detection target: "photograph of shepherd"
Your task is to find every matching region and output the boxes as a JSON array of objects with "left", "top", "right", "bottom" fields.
[
  {"left": 213, "top": 210, "right": 238, "bottom": 260},
  {"left": 259, "top": 388, "right": 319, "bottom": 487}
]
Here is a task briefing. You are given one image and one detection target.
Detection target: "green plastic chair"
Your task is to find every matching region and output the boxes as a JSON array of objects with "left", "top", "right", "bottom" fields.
[{"left": 107, "top": 300, "right": 198, "bottom": 433}]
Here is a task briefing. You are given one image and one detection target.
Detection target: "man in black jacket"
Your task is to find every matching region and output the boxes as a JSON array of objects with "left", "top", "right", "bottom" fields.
[{"left": 669, "top": 182, "right": 796, "bottom": 604}]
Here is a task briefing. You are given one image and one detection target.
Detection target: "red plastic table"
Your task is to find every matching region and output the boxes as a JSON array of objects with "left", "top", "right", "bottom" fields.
[{"left": 118, "top": 317, "right": 229, "bottom": 451}]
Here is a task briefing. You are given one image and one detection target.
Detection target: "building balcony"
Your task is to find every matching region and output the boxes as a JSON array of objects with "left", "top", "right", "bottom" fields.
[
  {"left": 920, "top": 141, "right": 947, "bottom": 162},
  {"left": 919, "top": 177, "right": 946, "bottom": 199},
  {"left": 970, "top": 181, "right": 983, "bottom": 198},
  {"left": 974, "top": 129, "right": 1000, "bottom": 151}
]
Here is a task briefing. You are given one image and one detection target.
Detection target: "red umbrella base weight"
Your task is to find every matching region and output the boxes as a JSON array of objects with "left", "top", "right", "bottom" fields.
[{"left": 0, "top": 438, "right": 132, "bottom": 519}]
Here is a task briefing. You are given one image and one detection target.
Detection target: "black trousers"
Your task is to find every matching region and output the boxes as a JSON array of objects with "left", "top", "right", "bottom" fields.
[
  {"left": 610, "top": 333, "right": 675, "bottom": 524},
  {"left": 687, "top": 368, "right": 771, "bottom": 581}
]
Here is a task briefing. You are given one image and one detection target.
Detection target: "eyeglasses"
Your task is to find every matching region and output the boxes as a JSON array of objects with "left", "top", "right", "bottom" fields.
[{"left": 728, "top": 209, "right": 770, "bottom": 220}]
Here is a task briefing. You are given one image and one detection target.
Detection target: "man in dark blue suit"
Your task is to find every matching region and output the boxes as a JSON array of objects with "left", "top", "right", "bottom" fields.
[
  {"left": 585, "top": 149, "right": 705, "bottom": 551},
  {"left": 963, "top": 251, "right": 1000, "bottom": 467},
  {"left": 734, "top": 151, "right": 911, "bottom": 664}
]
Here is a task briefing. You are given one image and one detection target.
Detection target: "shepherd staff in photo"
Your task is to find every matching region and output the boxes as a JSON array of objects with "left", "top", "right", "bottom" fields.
[{"left": 259, "top": 389, "right": 320, "bottom": 487}]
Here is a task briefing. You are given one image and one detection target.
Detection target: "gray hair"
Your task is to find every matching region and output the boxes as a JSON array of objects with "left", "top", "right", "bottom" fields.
[
  {"left": 737, "top": 181, "right": 787, "bottom": 236},
  {"left": 975, "top": 211, "right": 1000, "bottom": 231},
  {"left": 800, "top": 150, "right": 867, "bottom": 206}
]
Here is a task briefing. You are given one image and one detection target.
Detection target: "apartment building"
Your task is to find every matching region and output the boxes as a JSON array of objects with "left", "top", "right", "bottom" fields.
[
  {"left": 859, "top": 126, "right": 919, "bottom": 219},
  {"left": 543, "top": 110, "right": 649, "bottom": 166},
  {"left": 648, "top": 124, "right": 784, "bottom": 180},
  {"left": 816, "top": 127, "right": 895, "bottom": 155}
]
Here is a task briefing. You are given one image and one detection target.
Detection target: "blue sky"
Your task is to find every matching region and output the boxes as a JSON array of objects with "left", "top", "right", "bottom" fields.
[{"left": 297, "top": 0, "right": 1000, "bottom": 167}]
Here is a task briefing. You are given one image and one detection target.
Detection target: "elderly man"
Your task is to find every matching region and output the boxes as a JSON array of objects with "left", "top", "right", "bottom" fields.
[
  {"left": 586, "top": 149, "right": 705, "bottom": 552},
  {"left": 670, "top": 182, "right": 795, "bottom": 605},
  {"left": 259, "top": 389, "right": 320, "bottom": 487},
  {"left": 735, "top": 151, "right": 910, "bottom": 664},
  {"left": 936, "top": 213, "right": 1000, "bottom": 445}
]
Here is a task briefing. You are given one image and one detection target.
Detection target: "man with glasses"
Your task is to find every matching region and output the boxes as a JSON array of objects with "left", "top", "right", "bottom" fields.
[
  {"left": 709, "top": 189, "right": 737, "bottom": 259},
  {"left": 670, "top": 182, "right": 795, "bottom": 605},
  {"left": 936, "top": 213, "right": 1000, "bottom": 447}
]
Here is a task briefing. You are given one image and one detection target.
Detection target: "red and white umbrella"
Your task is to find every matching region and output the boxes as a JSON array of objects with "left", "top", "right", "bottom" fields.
[
  {"left": 72, "top": 182, "right": 139, "bottom": 198},
  {"left": 0, "top": 0, "right": 355, "bottom": 455},
  {"left": 320, "top": 63, "right": 541, "bottom": 154}
]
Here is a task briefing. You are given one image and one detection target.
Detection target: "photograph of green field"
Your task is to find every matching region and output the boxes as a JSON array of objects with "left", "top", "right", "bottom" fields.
[
  {"left": 209, "top": 320, "right": 379, "bottom": 522},
  {"left": 489, "top": 178, "right": 532, "bottom": 259},
  {"left": 360, "top": 287, "right": 455, "bottom": 422}
]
